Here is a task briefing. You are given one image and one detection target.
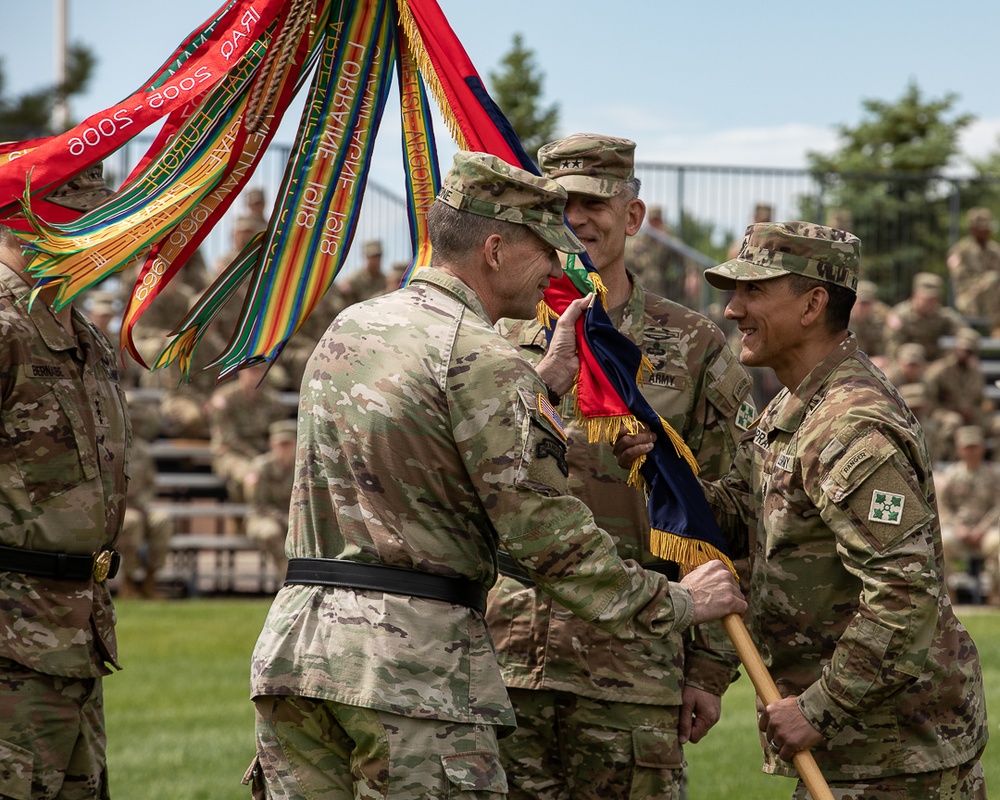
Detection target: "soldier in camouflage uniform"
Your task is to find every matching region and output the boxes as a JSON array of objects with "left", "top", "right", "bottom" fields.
[
  {"left": 848, "top": 279, "right": 890, "bottom": 367},
  {"left": 117, "top": 398, "right": 173, "bottom": 600},
  {"left": 487, "top": 134, "right": 755, "bottom": 800},
  {"left": 925, "top": 326, "right": 995, "bottom": 432},
  {"left": 245, "top": 152, "right": 746, "bottom": 799},
  {"left": 243, "top": 419, "right": 297, "bottom": 579},
  {"left": 618, "top": 222, "right": 989, "bottom": 798},
  {"left": 937, "top": 425, "right": 1000, "bottom": 604},
  {"left": 208, "top": 362, "right": 288, "bottom": 502},
  {"left": 947, "top": 207, "right": 1000, "bottom": 332},
  {"left": 623, "top": 203, "right": 685, "bottom": 302},
  {"left": 0, "top": 167, "right": 131, "bottom": 799},
  {"left": 884, "top": 272, "right": 964, "bottom": 362},
  {"left": 341, "top": 239, "right": 387, "bottom": 306}
]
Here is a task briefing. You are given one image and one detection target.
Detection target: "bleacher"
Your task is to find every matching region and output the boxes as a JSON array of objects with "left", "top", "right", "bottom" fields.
[{"left": 146, "top": 436, "right": 281, "bottom": 597}]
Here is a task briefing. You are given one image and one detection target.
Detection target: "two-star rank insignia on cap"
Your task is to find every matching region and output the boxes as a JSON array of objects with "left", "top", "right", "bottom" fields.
[{"left": 868, "top": 490, "right": 904, "bottom": 525}]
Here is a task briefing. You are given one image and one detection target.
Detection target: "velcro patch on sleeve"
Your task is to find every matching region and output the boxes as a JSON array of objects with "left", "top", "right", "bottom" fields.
[
  {"left": 842, "top": 460, "right": 934, "bottom": 551},
  {"left": 536, "top": 393, "right": 567, "bottom": 441},
  {"left": 820, "top": 427, "right": 895, "bottom": 503}
]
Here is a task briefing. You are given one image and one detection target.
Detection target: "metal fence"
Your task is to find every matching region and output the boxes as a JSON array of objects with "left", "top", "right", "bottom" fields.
[
  {"left": 102, "top": 140, "right": 414, "bottom": 279},
  {"left": 103, "top": 139, "right": 1000, "bottom": 310},
  {"left": 636, "top": 161, "right": 1000, "bottom": 307}
]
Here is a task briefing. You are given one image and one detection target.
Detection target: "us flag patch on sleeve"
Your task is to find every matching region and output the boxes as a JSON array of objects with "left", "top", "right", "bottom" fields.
[{"left": 537, "top": 393, "right": 568, "bottom": 441}]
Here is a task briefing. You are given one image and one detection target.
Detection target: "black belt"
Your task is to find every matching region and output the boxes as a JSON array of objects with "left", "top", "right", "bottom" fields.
[
  {"left": 284, "top": 558, "right": 488, "bottom": 615},
  {"left": 0, "top": 544, "right": 120, "bottom": 582},
  {"left": 497, "top": 550, "right": 679, "bottom": 588}
]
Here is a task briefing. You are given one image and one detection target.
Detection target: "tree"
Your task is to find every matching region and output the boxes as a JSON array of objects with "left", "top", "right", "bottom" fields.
[
  {"left": 488, "top": 34, "right": 559, "bottom": 158},
  {"left": 0, "top": 44, "right": 97, "bottom": 139},
  {"left": 800, "top": 82, "right": 974, "bottom": 301}
]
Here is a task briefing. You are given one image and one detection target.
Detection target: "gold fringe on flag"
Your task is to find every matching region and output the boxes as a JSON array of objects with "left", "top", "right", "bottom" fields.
[
  {"left": 394, "top": 0, "right": 468, "bottom": 150},
  {"left": 658, "top": 414, "right": 699, "bottom": 476},
  {"left": 536, "top": 299, "right": 558, "bottom": 329},
  {"left": 649, "top": 528, "right": 736, "bottom": 576},
  {"left": 637, "top": 353, "right": 654, "bottom": 386},
  {"left": 587, "top": 270, "right": 608, "bottom": 307},
  {"left": 627, "top": 451, "right": 647, "bottom": 492}
]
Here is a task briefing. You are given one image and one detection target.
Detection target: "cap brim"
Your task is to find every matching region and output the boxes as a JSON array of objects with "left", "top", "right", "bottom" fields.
[
  {"left": 552, "top": 174, "right": 622, "bottom": 199},
  {"left": 529, "top": 221, "right": 586, "bottom": 254},
  {"left": 703, "top": 258, "right": 790, "bottom": 290}
]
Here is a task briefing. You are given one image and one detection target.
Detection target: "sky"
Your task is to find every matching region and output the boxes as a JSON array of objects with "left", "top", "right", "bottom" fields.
[{"left": 3, "top": 1, "right": 1000, "bottom": 260}]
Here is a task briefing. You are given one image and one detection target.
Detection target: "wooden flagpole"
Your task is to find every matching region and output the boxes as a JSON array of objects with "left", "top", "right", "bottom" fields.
[{"left": 722, "top": 614, "right": 836, "bottom": 800}]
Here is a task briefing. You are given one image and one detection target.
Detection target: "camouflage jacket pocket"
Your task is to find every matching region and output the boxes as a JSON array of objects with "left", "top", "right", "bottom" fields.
[
  {"left": 0, "top": 737, "right": 32, "bottom": 799},
  {"left": 2, "top": 383, "right": 96, "bottom": 504}
]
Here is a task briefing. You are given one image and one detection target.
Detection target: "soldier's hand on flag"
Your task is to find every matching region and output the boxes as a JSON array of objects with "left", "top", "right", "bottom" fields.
[
  {"left": 681, "top": 560, "right": 747, "bottom": 625},
  {"left": 537, "top": 294, "right": 593, "bottom": 397},
  {"left": 611, "top": 425, "right": 657, "bottom": 469}
]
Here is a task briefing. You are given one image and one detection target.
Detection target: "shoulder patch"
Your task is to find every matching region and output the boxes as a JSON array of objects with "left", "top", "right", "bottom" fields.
[
  {"left": 735, "top": 399, "right": 757, "bottom": 431},
  {"left": 841, "top": 460, "right": 933, "bottom": 551},
  {"left": 536, "top": 393, "right": 567, "bottom": 441},
  {"left": 821, "top": 427, "right": 896, "bottom": 502},
  {"left": 868, "top": 490, "right": 905, "bottom": 525}
]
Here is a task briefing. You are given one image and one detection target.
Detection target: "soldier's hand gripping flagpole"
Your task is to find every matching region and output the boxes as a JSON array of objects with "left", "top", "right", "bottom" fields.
[{"left": 722, "top": 615, "right": 835, "bottom": 800}]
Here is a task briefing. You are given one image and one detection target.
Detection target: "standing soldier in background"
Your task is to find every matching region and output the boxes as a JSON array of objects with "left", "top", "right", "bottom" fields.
[
  {"left": 246, "top": 152, "right": 746, "bottom": 798},
  {"left": 244, "top": 186, "right": 269, "bottom": 235},
  {"left": 118, "top": 398, "right": 174, "bottom": 600},
  {"left": 341, "top": 239, "right": 387, "bottom": 306},
  {"left": 849, "top": 279, "right": 890, "bottom": 368},
  {"left": 208, "top": 362, "right": 288, "bottom": 503},
  {"left": 727, "top": 202, "right": 772, "bottom": 260},
  {"left": 937, "top": 425, "right": 1000, "bottom": 605},
  {"left": 488, "top": 134, "right": 756, "bottom": 800},
  {"left": 947, "top": 206, "right": 1000, "bottom": 334},
  {"left": 0, "top": 166, "right": 131, "bottom": 799},
  {"left": 624, "top": 203, "right": 684, "bottom": 301},
  {"left": 885, "top": 272, "right": 964, "bottom": 362},
  {"left": 925, "top": 326, "right": 996, "bottom": 436}
]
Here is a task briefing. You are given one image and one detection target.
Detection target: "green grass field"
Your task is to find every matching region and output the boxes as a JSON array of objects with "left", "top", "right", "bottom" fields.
[{"left": 106, "top": 600, "right": 999, "bottom": 799}]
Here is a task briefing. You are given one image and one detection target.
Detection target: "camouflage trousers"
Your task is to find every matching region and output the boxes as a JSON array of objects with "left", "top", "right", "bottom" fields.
[
  {"left": 500, "top": 688, "right": 684, "bottom": 800},
  {"left": 0, "top": 658, "right": 108, "bottom": 800},
  {"left": 247, "top": 695, "right": 506, "bottom": 799},
  {"left": 789, "top": 754, "right": 987, "bottom": 800}
]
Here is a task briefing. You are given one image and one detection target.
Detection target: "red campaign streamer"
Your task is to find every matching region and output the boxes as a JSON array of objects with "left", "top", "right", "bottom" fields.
[
  {"left": 120, "top": 12, "right": 312, "bottom": 367},
  {"left": 0, "top": 0, "right": 287, "bottom": 214}
]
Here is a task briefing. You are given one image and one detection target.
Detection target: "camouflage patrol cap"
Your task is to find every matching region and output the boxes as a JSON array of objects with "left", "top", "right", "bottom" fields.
[
  {"left": 967, "top": 207, "right": 994, "bottom": 231},
  {"left": 897, "top": 343, "right": 926, "bottom": 365},
  {"left": 363, "top": 239, "right": 382, "bottom": 257},
  {"left": 268, "top": 419, "right": 298, "bottom": 442},
  {"left": 753, "top": 203, "right": 773, "bottom": 223},
  {"left": 436, "top": 151, "right": 585, "bottom": 254},
  {"left": 247, "top": 187, "right": 265, "bottom": 204},
  {"left": 955, "top": 425, "right": 984, "bottom": 448},
  {"left": 856, "top": 280, "right": 878, "bottom": 302},
  {"left": 954, "top": 326, "right": 981, "bottom": 352},
  {"left": 704, "top": 221, "right": 860, "bottom": 292},
  {"left": 912, "top": 272, "right": 942, "bottom": 297},
  {"left": 537, "top": 133, "right": 635, "bottom": 198},
  {"left": 46, "top": 163, "right": 113, "bottom": 212},
  {"left": 898, "top": 382, "right": 928, "bottom": 408}
]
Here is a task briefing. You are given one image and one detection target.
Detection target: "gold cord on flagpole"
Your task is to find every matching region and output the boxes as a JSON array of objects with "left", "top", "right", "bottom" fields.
[{"left": 246, "top": 0, "right": 317, "bottom": 134}]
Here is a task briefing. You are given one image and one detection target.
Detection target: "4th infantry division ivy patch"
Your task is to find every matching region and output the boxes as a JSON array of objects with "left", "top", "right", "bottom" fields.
[{"left": 868, "top": 490, "right": 904, "bottom": 525}]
